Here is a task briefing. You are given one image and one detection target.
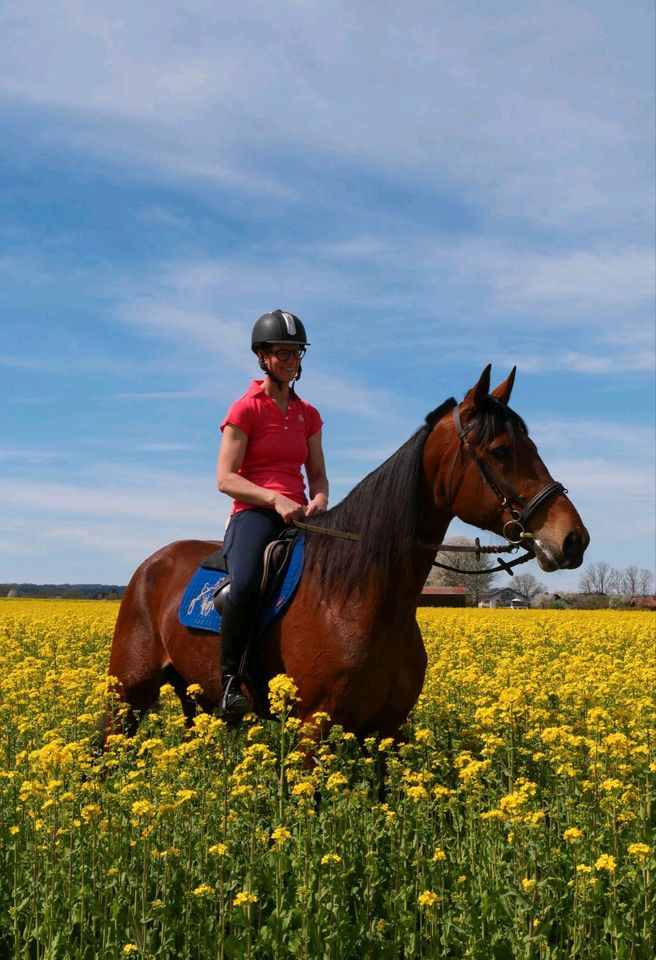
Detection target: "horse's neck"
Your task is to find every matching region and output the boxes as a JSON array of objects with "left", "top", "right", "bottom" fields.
[
  {"left": 370, "top": 508, "right": 452, "bottom": 624},
  {"left": 367, "top": 425, "right": 454, "bottom": 621},
  {"left": 394, "top": 431, "right": 454, "bottom": 613}
]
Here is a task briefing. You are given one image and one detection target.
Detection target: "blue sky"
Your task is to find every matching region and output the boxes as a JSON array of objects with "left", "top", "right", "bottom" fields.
[{"left": 1, "top": 0, "right": 654, "bottom": 590}]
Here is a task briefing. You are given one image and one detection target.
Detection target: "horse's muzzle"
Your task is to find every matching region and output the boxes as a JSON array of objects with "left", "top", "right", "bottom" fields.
[
  {"left": 561, "top": 528, "right": 589, "bottom": 569},
  {"left": 531, "top": 525, "right": 589, "bottom": 571}
]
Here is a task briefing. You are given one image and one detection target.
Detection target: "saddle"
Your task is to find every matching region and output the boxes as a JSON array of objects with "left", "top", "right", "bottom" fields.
[
  {"left": 199, "top": 528, "right": 298, "bottom": 616},
  {"left": 178, "top": 532, "right": 304, "bottom": 635}
]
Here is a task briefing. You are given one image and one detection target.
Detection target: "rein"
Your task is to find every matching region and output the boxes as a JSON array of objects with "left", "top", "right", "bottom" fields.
[
  {"left": 296, "top": 519, "right": 532, "bottom": 574},
  {"left": 292, "top": 519, "right": 361, "bottom": 541}
]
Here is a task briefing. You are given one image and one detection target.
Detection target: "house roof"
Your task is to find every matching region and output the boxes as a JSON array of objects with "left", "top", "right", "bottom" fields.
[
  {"left": 421, "top": 586, "right": 467, "bottom": 595},
  {"left": 478, "top": 587, "right": 524, "bottom": 599}
]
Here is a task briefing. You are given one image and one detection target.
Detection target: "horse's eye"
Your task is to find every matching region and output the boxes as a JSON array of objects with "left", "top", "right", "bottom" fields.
[{"left": 490, "top": 445, "right": 511, "bottom": 463}]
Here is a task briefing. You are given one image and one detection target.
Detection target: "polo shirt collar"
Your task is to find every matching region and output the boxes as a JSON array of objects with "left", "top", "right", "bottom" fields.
[
  {"left": 246, "top": 379, "right": 266, "bottom": 397},
  {"left": 246, "top": 379, "right": 297, "bottom": 407}
]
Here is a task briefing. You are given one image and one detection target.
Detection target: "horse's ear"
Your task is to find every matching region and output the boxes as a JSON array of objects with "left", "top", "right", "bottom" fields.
[
  {"left": 461, "top": 363, "right": 491, "bottom": 414},
  {"left": 491, "top": 367, "right": 516, "bottom": 406}
]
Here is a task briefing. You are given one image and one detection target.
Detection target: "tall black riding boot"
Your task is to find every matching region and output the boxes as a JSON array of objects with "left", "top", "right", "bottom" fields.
[{"left": 219, "top": 597, "right": 254, "bottom": 722}]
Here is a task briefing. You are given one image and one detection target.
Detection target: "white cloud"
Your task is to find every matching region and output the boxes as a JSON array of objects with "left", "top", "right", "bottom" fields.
[
  {"left": 115, "top": 389, "right": 211, "bottom": 400},
  {"left": 0, "top": 476, "right": 216, "bottom": 524},
  {"left": 494, "top": 249, "right": 654, "bottom": 310},
  {"left": 549, "top": 457, "right": 654, "bottom": 503},
  {"left": 0, "top": 468, "right": 229, "bottom": 582},
  {"left": 0, "top": 1, "right": 651, "bottom": 229},
  {"left": 0, "top": 353, "right": 60, "bottom": 372},
  {"left": 425, "top": 239, "right": 655, "bottom": 314},
  {"left": 532, "top": 419, "right": 656, "bottom": 460},
  {"left": 137, "top": 442, "right": 197, "bottom": 452},
  {"left": 0, "top": 447, "right": 70, "bottom": 463},
  {"left": 109, "top": 256, "right": 412, "bottom": 423}
]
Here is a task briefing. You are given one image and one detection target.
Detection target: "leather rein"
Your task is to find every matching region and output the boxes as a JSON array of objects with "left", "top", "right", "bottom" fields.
[{"left": 295, "top": 405, "right": 566, "bottom": 577}]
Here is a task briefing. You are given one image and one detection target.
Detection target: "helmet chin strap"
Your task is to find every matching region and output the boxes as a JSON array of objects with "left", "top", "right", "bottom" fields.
[{"left": 258, "top": 357, "right": 283, "bottom": 385}]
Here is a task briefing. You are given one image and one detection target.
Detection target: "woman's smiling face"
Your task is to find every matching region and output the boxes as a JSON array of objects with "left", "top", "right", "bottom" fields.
[{"left": 261, "top": 342, "right": 305, "bottom": 381}]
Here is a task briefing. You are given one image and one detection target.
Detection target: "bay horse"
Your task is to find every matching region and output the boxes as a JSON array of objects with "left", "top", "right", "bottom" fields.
[{"left": 104, "top": 366, "right": 589, "bottom": 742}]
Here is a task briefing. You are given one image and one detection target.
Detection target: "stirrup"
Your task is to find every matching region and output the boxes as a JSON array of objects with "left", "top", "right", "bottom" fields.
[{"left": 219, "top": 675, "right": 251, "bottom": 723}]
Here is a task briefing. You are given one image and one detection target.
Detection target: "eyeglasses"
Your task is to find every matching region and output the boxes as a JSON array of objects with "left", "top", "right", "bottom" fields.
[{"left": 268, "top": 347, "right": 306, "bottom": 361}]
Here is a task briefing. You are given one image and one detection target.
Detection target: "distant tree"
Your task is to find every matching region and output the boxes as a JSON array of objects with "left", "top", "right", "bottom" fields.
[
  {"left": 637, "top": 568, "right": 654, "bottom": 596},
  {"left": 578, "top": 561, "right": 619, "bottom": 595},
  {"left": 618, "top": 565, "right": 640, "bottom": 597},
  {"left": 426, "top": 536, "right": 497, "bottom": 605},
  {"left": 511, "top": 573, "right": 547, "bottom": 605}
]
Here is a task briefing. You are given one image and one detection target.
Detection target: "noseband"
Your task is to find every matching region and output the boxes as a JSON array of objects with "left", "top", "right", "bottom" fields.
[{"left": 448, "top": 405, "right": 566, "bottom": 544}]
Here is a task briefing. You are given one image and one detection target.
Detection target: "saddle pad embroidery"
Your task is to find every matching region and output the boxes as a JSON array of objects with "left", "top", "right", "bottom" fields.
[{"left": 178, "top": 536, "right": 304, "bottom": 635}]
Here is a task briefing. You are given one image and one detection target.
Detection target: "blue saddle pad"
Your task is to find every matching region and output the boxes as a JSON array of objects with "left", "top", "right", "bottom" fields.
[{"left": 178, "top": 536, "right": 305, "bottom": 635}]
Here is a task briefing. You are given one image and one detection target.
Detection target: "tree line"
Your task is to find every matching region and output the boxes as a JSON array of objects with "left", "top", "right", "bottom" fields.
[
  {"left": 2, "top": 584, "right": 125, "bottom": 600},
  {"left": 578, "top": 561, "right": 654, "bottom": 597}
]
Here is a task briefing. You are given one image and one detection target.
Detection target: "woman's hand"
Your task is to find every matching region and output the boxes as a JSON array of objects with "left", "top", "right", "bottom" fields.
[
  {"left": 304, "top": 494, "right": 328, "bottom": 517},
  {"left": 273, "top": 494, "right": 307, "bottom": 524}
]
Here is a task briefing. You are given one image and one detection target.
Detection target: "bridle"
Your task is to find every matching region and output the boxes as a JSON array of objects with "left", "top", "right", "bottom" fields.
[
  {"left": 416, "top": 404, "right": 566, "bottom": 574},
  {"left": 446, "top": 404, "right": 566, "bottom": 544}
]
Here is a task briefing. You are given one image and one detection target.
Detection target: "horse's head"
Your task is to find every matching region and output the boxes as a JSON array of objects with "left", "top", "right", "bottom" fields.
[{"left": 425, "top": 365, "right": 589, "bottom": 572}]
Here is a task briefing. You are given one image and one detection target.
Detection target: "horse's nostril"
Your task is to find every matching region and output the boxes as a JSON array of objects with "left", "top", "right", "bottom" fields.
[{"left": 563, "top": 530, "right": 583, "bottom": 562}]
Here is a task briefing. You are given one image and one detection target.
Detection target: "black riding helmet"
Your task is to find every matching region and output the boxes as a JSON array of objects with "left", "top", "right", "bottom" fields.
[
  {"left": 251, "top": 310, "right": 309, "bottom": 352},
  {"left": 252, "top": 310, "right": 309, "bottom": 384}
]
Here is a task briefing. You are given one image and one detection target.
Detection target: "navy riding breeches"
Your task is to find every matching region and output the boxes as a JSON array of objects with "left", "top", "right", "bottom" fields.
[{"left": 221, "top": 508, "right": 286, "bottom": 608}]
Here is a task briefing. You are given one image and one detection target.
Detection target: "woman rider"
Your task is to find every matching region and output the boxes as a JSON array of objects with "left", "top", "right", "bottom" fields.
[{"left": 216, "top": 310, "right": 329, "bottom": 721}]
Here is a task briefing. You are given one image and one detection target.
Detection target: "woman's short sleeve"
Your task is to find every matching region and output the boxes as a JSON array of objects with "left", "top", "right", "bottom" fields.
[
  {"left": 220, "top": 396, "right": 255, "bottom": 436},
  {"left": 305, "top": 404, "right": 323, "bottom": 438}
]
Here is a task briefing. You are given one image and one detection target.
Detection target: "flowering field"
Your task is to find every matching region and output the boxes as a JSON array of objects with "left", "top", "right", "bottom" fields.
[{"left": 0, "top": 600, "right": 654, "bottom": 959}]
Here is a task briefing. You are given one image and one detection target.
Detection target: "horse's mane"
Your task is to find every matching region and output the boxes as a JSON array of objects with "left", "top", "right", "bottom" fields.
[
  {"left": 304, "top": 394, "right": 530, "bottom": 599},
  {"left": 304, "top": 398, "right": 457, "bottom": 598}
]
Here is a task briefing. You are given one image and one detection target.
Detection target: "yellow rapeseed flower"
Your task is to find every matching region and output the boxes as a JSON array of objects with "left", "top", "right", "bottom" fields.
[
  {"left": 563, "top": 827, "right": 584, "bottom": 843},
  {"left": 627, "top": 843, "right": 651, "bottom": 864},
  {"left": 192, "top": 883, "right": 213, "bottom": 897},
  {"left": 321, "top": 853, "right": 342, "bottom": 866},
  {"left": 268, "top": 674, "right": 299, "bottom": 715},
  {"left": 326, "top": 772, "right": 348, "bottom": 793},
  {"left": 406, "top": 785, "right": 428, "bottom": 803},
  {"left": 131, "top": 799, "right": 155, "bottom": 818},
  {"left": 233, "top": 891, "right": 258, "bottom": 907},
  {"left": 418, "top": 890, "right": 439, "bottom": 909},
  {"left": 271, "top": 826, "right": 292, "bottom": 847}
]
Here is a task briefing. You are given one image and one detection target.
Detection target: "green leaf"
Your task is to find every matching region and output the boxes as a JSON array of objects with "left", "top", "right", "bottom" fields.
[{"left": 223, "top": 933, "right": 246, "bottom": 959}]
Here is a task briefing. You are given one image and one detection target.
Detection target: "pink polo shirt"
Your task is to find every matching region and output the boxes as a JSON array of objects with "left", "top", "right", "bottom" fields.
[{"left": 220, "top": 380, "right": 323, "bottom": 515}]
